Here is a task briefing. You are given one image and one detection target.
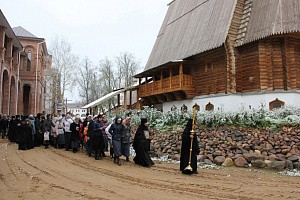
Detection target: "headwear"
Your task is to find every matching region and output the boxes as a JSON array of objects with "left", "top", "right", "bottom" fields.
[
  {"left": 28, "top": 115, "right": 35, "bottom": 120},
  {"left": 141, "top": 118, "right": 147, "bottom": 125},
  {"left": 88, "top": 115, "right": 92, "bottom": 118},
  {"left": 97, "top": 114, "right": 103, "bottom": 118},
  {"left": 93, "top": 115, "right": 98, "bottom": 119}
]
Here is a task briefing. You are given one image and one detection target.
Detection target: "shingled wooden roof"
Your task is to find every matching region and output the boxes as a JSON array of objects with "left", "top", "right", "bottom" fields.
[
  {"left": 142, "top": 0, "right": 237, "bottom": 74},
  {"left": 137, "top": 0, "right": 300, "bottom": 77},
  {"left": 238, "top": 0, "right": 300, "bottom": 46}
]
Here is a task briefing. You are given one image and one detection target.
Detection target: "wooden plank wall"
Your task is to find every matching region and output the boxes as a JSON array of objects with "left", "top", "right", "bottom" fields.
[
  {"left": 258, "top": 36, "right": 300, "bottom": 91},
  {"left": 294, "top": 38, "right": 300, "bottom": 89},
  {"left": 191, "top": 48, "right": 227, "bottom": 96},
  {"left": 236, "top": 42, "right": 260, "bottom": 92}
]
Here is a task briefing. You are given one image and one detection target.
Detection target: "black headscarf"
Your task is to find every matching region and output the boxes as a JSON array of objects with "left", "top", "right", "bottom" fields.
[{"left": 183, "top": 119, "right": 193, "bottom": 135}]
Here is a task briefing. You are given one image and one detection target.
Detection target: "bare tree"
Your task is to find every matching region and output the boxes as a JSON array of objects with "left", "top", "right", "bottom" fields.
[
  {"left": 99, "top": 58, "right": 116, "bottom": 109},
  {"left": 77, "top": 57, "right": 94, "bottom": 104},
  {"left": 49, "top": 36, "right": 79, "bottom": 104},
  {"left": 116, "top": 52, "right": 140, "bottom": 88}
]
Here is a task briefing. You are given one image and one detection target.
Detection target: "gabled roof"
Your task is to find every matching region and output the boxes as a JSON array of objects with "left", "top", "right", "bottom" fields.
[
  {"left": 139, "top": 0, "right": 300, "bottom": 77},
  {"left": 240, "top": 0, "right": 300, "bottom": 46},
  {"left": 144, "top": 0, "right": 237, "bottom": 72},
  {"left": 12, "top": 26, "right": 38, "bottom": 38},
  {"left": 0, "top": 10, "right": 22, "bottom": 50}
]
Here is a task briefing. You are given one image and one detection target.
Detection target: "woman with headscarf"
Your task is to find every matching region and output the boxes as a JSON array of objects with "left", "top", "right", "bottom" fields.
[
  {"left": 55, "top": 117, "right": 65, "bottom": 148},
  {"left": 133, "top": 118, "right": 154, "bottom": 167},
  {"left": 70, "top": 116, "right": 81, "bottom": 153},
  {"left": 122, "top": 117, "right": 132, "bottom": 162},
  {"left": 63, "top": 114, "right": 73, "bottom": 151},
  {"left": 109, "top": 116, "right": 124, "bottom": 165},
  {"left": 19, "top": 116, "right": 33, "bottom": 150},
  {"left": 180, "top": 119, "right": 200, "bottom": 174}
]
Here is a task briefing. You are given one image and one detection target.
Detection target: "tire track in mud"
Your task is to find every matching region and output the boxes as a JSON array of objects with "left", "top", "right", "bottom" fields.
[
  {"left": 50, "top": 149, "right": 261, "bottom": 200},
  {"left": 14, "top": 148, "right": 119, "bottom": 200}
]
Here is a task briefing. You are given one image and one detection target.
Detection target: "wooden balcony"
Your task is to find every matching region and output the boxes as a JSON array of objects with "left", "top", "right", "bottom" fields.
[{"left": 139, "top": 74, "right": 194, "bottom": 99}]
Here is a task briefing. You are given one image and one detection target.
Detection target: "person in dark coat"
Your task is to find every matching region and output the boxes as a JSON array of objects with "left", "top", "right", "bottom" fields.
[
  {"left": 19, "top": 116, "right": 33, "bottom": 150},
  {"left": 86, "top": 115, "right": 95, "bottom": 157},
  {"left": 109, "top": 116, "right": 124, "bottom": 165},
  {"left": 45, "top": 114, "right": 54, "bottom": 146},
  {"left": 91, "top": 115, "right": 105, "bottom": 160},
  {"left": 39, "top": 116, "right": 49, "bottom": 149},
  {"left": 70, "top": 116, "right": 81, "bottom": 153},
  {"left": 133, "top": 118, "right": 154, "bottom": 167},
  {"left": 8, "top": 116, "right": 16, "bottom": 142},
  {"left": 14, "top": 115, "right": 22, "bottom": 143},
  {"left": 180, "top": 119, "right": 200, "bottom": 174},
  {"left": 0, "top": 114, "right": 9, "bottom": 139},
  {"left": 34, "top": 113, "right": 43, "bottom": 147}
]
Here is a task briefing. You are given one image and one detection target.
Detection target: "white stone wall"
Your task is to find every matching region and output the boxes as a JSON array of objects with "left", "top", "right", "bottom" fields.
[{"left": 162, "top": 91, "right": 300, "bottom": 112}]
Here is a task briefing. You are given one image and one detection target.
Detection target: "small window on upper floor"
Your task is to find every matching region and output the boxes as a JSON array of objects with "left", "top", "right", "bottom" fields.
[
  {"left": 269, "top": 98, "right": 285, "bottom": 110},
  {"left": 27, "top": 50, "right": 32, "bottom": 71}
]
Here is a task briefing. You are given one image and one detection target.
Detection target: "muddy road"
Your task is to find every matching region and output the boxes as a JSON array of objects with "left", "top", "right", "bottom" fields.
[{"left": 0, "top": 140, "right": 299, "bottom": 200}]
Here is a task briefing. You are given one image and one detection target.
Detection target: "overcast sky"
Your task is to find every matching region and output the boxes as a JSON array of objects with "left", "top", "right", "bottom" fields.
[{"left": 1, "top": 0, "right": 170, "bottom": 101}]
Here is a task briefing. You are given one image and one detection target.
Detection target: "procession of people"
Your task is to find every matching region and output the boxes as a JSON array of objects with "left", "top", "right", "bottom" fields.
[{"left": 1, "top": 112, "right": 199, "bottom": 174}]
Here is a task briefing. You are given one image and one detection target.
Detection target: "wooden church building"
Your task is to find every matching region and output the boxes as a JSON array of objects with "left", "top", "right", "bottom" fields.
[{"left": 134, "top": 0, "right": 300, "bottom": 112}]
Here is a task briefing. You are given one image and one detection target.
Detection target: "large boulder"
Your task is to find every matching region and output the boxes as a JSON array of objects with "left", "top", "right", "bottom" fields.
[
  {"left": 285, "top": 160, "right": 294, "bottom": 170},
  {"left": 251, "top": 160, "right": 266, "bottom": 168},
  {"left": 222, "top": 158, "right": 234, "bottom": 167},
  {"left": 243, "top": 152, "right": 264, "bottom": 162},
  {"left": 234, "top": 157, "right": 249, "bottom": 168},
  {"left": 269, "top": 161, "right": 286, "bottom": 171},
  {"left": 213, "top": 156, "right": 226, "bottom": 166}
]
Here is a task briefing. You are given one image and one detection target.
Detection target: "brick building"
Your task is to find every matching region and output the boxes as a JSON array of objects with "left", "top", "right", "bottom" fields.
[{"left": 0, "top": 10, "right": 52, "bottom": 116}]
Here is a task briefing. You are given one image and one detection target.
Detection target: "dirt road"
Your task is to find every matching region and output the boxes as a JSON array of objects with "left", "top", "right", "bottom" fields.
[{"left": 0, "top": 139, "right": 299, "bottom": 200}]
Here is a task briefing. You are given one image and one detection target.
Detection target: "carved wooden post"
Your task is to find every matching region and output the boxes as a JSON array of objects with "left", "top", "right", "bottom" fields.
[
  {"left": 160, "top": 70, "right": 163, "bottom": 91},
  {"left": 169, "top": 66, "right": 172, "bottom": 89},
  {"left": 179, "top": 63, "right": 183, "bottom": 88}
]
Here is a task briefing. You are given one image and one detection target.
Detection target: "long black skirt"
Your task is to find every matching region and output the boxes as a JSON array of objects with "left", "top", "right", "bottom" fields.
[{"left": 133, "top": 141, "right": 154, "bottom": 167}]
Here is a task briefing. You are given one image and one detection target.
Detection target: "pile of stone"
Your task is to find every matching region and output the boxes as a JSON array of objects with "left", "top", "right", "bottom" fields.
[{"left": 150, "top": 127, "right": 300, "bottom": 170}]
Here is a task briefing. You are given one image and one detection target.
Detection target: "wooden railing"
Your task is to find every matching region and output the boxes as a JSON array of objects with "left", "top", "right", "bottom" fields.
[{"left": 139, "top": 74, "right": 193, "bottom": 97}]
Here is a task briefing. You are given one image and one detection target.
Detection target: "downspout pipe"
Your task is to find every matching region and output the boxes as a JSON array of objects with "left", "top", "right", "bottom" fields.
[{"left": 16, "top": 48, "right": 25, "bottom": 114}]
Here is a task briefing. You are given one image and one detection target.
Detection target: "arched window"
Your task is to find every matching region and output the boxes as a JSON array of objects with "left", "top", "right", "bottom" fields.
[
  {"left": 206, "top": 102, "right": 214, "bottom": 111},
  {"left": 27, "top": 50, "right": 32, "bottom": 71},
  {"left": 269, "top": 98, "right": 285, "bottom": 110}
]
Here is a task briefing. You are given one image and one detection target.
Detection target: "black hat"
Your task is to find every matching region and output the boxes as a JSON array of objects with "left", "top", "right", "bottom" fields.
[{"left": 141, "top": 118, "right": 147, "bottom": 125}]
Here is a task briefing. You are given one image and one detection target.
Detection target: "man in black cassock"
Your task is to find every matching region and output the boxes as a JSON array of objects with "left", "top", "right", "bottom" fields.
[{"left": 180, "top": 119, "right": 200, "bottom": 174}]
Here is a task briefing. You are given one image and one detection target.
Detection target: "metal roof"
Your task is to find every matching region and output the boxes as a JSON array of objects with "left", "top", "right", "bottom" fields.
[
  {"left": 12, "top": 26, "right": 38, "bottom": 38},
  {"left": 144, "top": 0, "right": 237, "bottom": 72},
  {"left": 82, "top": 89, "right": 126, "bottom": 109},
  {"left": 241, "top": 0, "right": 300, "bottom": 45}
]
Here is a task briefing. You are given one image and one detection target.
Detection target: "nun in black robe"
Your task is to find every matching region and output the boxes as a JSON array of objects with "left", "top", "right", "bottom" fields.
[
  {"left": 180, "top": 119, "right": 200, "bottom": 174},
  {"left": 133, "top": 118, "right": 154, "bottom": 167}
]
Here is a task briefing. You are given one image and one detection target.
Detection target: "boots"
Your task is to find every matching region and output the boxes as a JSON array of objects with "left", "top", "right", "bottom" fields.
[
  {"left": 116, "top": 157, "right": 121, "bottom": 166},
  {"left": 95, "top": 151, "right": 100, "bottom": 160},
  {"left": 110, "top": 147, "right": 114, "bottom": 159}
]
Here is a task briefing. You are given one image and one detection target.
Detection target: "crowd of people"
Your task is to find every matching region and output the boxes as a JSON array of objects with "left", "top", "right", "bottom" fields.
[{"left": 0, "top": 113, "right": 155, "bottom": 168}]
